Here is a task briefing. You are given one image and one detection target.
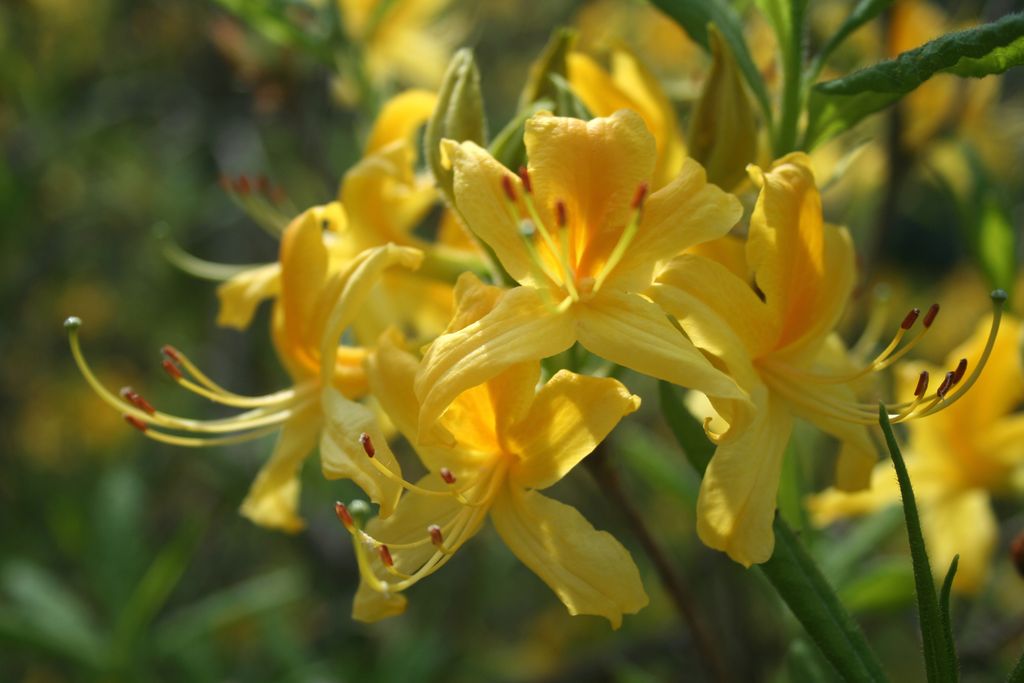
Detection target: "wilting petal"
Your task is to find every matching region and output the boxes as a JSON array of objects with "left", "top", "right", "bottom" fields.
[
  {"left": 216, "top": 263, "right": 280, "bottom": 331},
  {"left": 921, "top": 489, "right": 996, "bottom": 594},
  {"left": 443, "top": 139, "right": 542, "bottom": 287},
  {"left": 607, "top": 158, "right": 742, "bottom": 293},
  {"left": 320, "top": 386, "right": 404, "bottom": 518},
  {"left": 697, "top": 388, "right": 793, "bottom": 566},
  {"left": 576, "top": 289, "right": 752, "bottom": 435},
  {"left": 747, "top": 154, "right": 856, "bottom": 359},
  {"left": 491, "top": 487, "right": 648, "bottom": 628},
  {"left": 508, "top": 370, "right": 640, "bottom": 491},
  {"left": 239, "top": 407, "right": 321, "bottom": 532},
  {"left": 415, "top": 286, "right": 576, "bottom": 445}
]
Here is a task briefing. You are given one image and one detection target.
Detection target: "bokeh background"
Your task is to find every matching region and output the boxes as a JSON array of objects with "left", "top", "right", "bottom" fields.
[{"left": 2, "top": 0, "right": 1023, "bottom": 681}]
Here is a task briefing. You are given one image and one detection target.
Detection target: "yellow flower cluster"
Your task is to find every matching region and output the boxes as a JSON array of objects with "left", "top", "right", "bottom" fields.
[{"left": 67, "top": 4, "right": 1019, "bottom": 626}]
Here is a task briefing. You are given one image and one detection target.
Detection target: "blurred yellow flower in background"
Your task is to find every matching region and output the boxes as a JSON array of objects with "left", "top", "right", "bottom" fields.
[{"left": 809, "top": 314, "right": 1024, "bottom": 593}]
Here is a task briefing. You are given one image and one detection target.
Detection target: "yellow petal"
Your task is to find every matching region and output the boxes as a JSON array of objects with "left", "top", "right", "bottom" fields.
[
  {"left": 651, "top": 253, "right": 778, "bottom": 360},
  {"left": 238, "top": 408, "right": 321, "bottom": 533},
  {"left": 319, "top": 386, "right": 405, "bottom": 518},
  {"left": 508, "top": 370, "right": 640, "bottom": 491},
  {"left": 607, "top": 158, "right": 742, "bottom": 292},
  {"left": 577, "top": 289, "right": 753, "bottom": 435},
  {"left": 216, "top": 263, "right": 280, "bottom": 331},
  {"left": 317, "top": 244, "right": 424, "bottom": 388},
  {"left": 276, "top": 207, "right": 331, "bottom": 372},
  {"left": 696, "top": 388, "right": 793, "bottom": 566},
  {"left": 747, "top": 154, "right": 856, "bottom": 359},
  {"left": 806, "top": 465, "right": 900, "bottom": 527},
  {"left": 415, "top": 286, "right": 576, "bottom": 445},
  {"left": 366, "top": 328, "right": 422, "bottom": 443},
  {"left": 945, "top": 314, "right": 1024, "bottom": 430},
  {"left": 490, "top": 487, "right": 648, "bottom": 628},
  {"left": 365, "top": 89, "right": 437, "bottom": 155},
  {"left": 920, "top": 490, "right": 996, "bottom": 594},
  {"left": 524, "top": 110, "right": 656, "bottom": 282},
  {"left": 341, "top": 144, "right": 437, "bottom": 248},
  {"left": 352, "top": 578, "right": 407, "bottom": 623}
]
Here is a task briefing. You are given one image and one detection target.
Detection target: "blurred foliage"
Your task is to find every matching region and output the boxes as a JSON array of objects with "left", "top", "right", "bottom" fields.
[{"left": 1, "top": 0, "right": 1023, "bottom": 681}]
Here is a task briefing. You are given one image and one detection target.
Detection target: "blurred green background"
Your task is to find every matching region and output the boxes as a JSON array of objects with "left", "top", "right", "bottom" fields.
[{"left": 2, "top": 0, "right": 1023, "bottom": 681}]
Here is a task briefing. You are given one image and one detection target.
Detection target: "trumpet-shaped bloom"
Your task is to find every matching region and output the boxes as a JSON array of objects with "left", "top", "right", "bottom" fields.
[
  {"left": 69, "top": 208, "right": 423, "bottom": 532},
  {"left": 416, "top": 110, "right": 752, "bottom": 446},
  {"left": 330, "top": 276, "right": 647, "bottom": 625},
  {"left": 809, "top": 314, "right": 1024, "bottom": 593},
  {"left": 648, "top": 153, "right": 890, "bottom": 565}
]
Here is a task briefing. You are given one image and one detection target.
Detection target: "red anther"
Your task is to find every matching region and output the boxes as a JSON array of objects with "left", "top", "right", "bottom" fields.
[
  {"left": 555, "top": 200, "right": 567, "bottom": 227},
  {"left": 923, "top": 303, "right": 940, "bottom": 328},
  {"left": 631, "top": 182, "right": 649, "bottom": 209},
  {"left": 257, "top": 175, "right": 271, "bottom": 194},
  {"left": 914, "top": 371, "right": 930, "bottom": 398},
  {"left": 120, "top": 386, "right": 155, "bottom": 415},
  {"left": 501, "top": 175, "right": 517, "bottom": 202},
  {"left": 439, "top": 467, "right": 456, "bottom": 484},
  {"left": 335, "top": 501, "right": 355, "bottom": 530},
  {"left": 900, "top": 308, "right": 920, "bottom": 330},
  {"left": 428, "top": 524, "right": 444, "bottom": 547},
  {"left": 161, "top": 359, "right": 183, "bottom": 380},
  {"left": 378, "top": 544, "right": 394, "bottom": 567},
  {"left": 359, "top": 432, "right": 375, "bottom": 458},
  {"left": 161, "top": 345, "right": 182, "bottom": 363},
  {"left": 936, "top": 371, "right": 955, "bottom": 399},
  {"left": 233, "top": 175, "right": 251, "bottom": 194},
  {"left": 517, "top": 166, "right": 532, "bottom": 194},
  {"left": 124, "top": 415, "right": 148, "bottom": 432},
  {"left": 951, "top": 358, "right": 968, "bottom": 385}
]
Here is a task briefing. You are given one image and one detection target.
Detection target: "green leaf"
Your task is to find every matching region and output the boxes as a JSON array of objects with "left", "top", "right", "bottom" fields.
[
  {"left": 975, "top": 188, "right": 1018, "bottom": 294},
  {"left": 759, "top": 519, "right": 890, "bottom": 682},
  {"left": 939, "top": 556, "right": 960, "bottom": 680},
  {"left": 518, "top": 28, "right": 576, "bottom": 110},
  {"left": 819, "top": 505, "right": 903, "bottom": 586},
  {"left": 647, "top": 0, "right": 773, "bottom": 123},
  {"left": 657, "top": 381, "right": 714, "bottom": 475},
  {"left": 878, "top": 405, "right": 956, "bottom": 683},
  {"left": 754, "top": 0, "right": 807, "bottom": 153},
  {"left": 806, "top": 13, "right": 1024, "bottom": 148},
  {"left": 808, "top": 0, "right": 893, "bottom": 80},
  {"left": 489, "top": 99, "right": 554, "bottom": 172},
  {"left": 837, "top": 558, "right": 915, "bottom": 614},
  {"left": 1009, "top": 648, "right": 1024, "bottom": 683},
  {"left": 615, "top": 422, "right": 700, "bottom": 507},
  {"left": 155, "top": 568, "right": 305, "bottom": 656},
  {"left": 212, "top": 0, "right": 338, "bottom": 66},
  {"left": 0, "top": 562, "right": 105, "bottom": 668}
]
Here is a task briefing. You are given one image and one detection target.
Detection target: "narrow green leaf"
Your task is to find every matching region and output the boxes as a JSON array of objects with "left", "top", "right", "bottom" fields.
[
  {"left": 1009, "top": 650, "right": 1024, "bottom": 683},
  {"left": 657, "top": 381, "right": 714, "bottom": 475},
  {"left": 755, "top": 0, "right": 807, "bottom": 153},
  {"left": 489, "top": 99, "right": 553, "bottom": 172},
  {"left": 759, "top": 518, "right": 890, "bottom": 682},
  {"left": 837, "top": 558, "right": 915, "bottom": 614},
  {"left": 212, "top": 0, "right": 337, "bottom": 66},
  {"left": 806, "top": 13, "right": 1024, "bottom": 147},
  {"left": 808, "top": 0, "right": 893, "bottom": 79},
  {"left": 820, "top": 505, "right": 903, "bottom": 586},
  {"left": 615, "top": 422, "right": 700, "bottom": 507},
  {"left": 647, "top": 0, "right": 773, "bottom": 123},
  {"left": 878, "top": 405, "right": 952, "bottom": 683},
  {"left": 975, "top": 190, "right": 1018, "bottom": 294},
  {"left": 939, "top": 556, "right": 961, "bottom": 680},
  {"left": 785, "top": 637, "right": 843, "bottom": 683}
]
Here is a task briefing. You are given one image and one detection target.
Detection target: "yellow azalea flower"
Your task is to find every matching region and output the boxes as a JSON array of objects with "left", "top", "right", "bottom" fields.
[
  {"left": 69, "top": 209, "right": 423, "bottom": 532},
  {"left": 329, "top": 277, "right": 647, "bottom": 625},
  {"left": 214, "top": 89, "right": 462, "bottom": 341},
  {"left": 809, "top": 314, "right": 1023, "bottom": 593},
  {"left": 567, "top": 47, "right": 686, "bottom": 189},
  {"left": 645, "top": 152, "right": 1005, "bottom": 566},
  {"left": 416, "top": 110, "right": 752, "bottom": 446},
  {"left": 336, "top": 0, "right": 462, "bottom": 97}
]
